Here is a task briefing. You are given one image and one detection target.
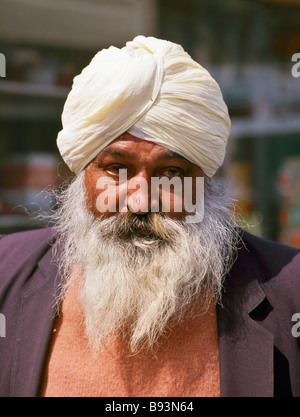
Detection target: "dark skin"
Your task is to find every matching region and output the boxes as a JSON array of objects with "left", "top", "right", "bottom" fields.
[{"left": 84, "top": 133, "right": 205, "bottom": 219}]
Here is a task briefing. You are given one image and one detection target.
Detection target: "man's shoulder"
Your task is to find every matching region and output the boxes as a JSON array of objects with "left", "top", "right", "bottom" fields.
[
  {"left": 0, "top": 226, "right": 55, "bottom": 242},
  {"left": 0, "top": 227, "right": 57, "bottom": 267},
  {"left": 240, "top": 229, "right": 300, "bottom": 265},
  {"left": 237, "top": 229, "right": 300, "bottom": 298},
  {"left": 0, "top": 227, "right": 55, "bottom": 249},
  {"left": 0, "top": 227, "right": 59, "bottom": 303}
]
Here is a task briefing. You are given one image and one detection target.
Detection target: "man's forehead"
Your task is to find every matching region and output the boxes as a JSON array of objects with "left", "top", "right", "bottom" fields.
[
  {"left": 99, "top": 145, "right": 188, "bottom": 162},
  {"left": 98, "top": 134, "right": 191, "bottom": 163}
]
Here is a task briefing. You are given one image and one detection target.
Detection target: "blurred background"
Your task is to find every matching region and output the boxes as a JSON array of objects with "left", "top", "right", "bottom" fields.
[{"left": 0, "top": 0, "right": 300, "bottom": 247}]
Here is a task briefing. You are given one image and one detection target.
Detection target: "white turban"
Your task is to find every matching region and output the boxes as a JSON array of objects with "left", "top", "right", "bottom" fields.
[{"left": 57, "top": 36, "right": 230, "bottom": 178}]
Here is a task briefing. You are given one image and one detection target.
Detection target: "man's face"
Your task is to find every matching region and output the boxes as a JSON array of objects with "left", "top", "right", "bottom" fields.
[
  {"left": 84, "top": 133, "right": 204, "bottom": 220},
  {"left": 57, "top": 136, "right": 235, "bottom": 353}
]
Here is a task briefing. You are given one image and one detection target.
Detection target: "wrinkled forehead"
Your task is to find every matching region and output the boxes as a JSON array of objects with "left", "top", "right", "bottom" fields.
[{"left": 88, "top": 133, "right": 205, "bottom": 175}]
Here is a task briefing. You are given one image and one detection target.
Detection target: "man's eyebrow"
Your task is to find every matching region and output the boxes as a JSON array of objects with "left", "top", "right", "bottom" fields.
[
  {"left": 98, "top": 148, "right": 188, "bottom": 162},
  {"left": 158, "top": 151, "right": 187, "bottom": 161},
  {"left": 98, "top": 148, "right": 130, "bottom": 158}
]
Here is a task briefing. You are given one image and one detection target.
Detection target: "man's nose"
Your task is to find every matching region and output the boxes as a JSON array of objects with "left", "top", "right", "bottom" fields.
[{"left": 126, "top": 175, "right": 158, "bottom": 214}]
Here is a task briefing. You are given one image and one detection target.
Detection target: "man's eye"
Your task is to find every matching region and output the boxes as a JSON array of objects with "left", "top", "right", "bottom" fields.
[
  {"left": 160, "top": 168, "right": 183, "bottom": 178},
  {"left": 106, "top": 165, "right": 124, "bottom": 175}
]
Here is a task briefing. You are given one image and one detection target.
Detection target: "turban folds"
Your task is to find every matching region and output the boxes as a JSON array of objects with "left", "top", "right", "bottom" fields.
[{"left": 57, "top": 36, "right": 231, "bottom": 177}]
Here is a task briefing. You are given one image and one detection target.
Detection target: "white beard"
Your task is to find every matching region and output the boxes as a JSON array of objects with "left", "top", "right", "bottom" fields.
[{"left": 52, "top": 172, "right": 239, "bottom": 354}]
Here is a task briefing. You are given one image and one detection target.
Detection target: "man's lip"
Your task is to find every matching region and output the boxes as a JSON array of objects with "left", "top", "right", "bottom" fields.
[
  {"left": 124, "top": 227, "right": 159, "bottom": 237},
  {"left": 116, "top": 227, "right": 163, "bottom": 241}
]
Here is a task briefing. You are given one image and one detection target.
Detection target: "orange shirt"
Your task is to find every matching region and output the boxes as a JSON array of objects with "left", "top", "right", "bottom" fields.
[{"left": 41, "top": 279, "right": 220, "bottom": 397}]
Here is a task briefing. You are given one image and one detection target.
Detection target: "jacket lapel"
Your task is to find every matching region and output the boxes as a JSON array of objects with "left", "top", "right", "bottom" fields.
[
  {"left": 217, "top": 246, "right": 274, "bottom": 397},
  {"left": 10, "top": 244, "right": 60, "bottom": 397}
]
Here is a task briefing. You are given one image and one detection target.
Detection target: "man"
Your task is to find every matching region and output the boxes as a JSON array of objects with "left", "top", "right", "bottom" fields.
[{"left": 0, "top": 36, "right": 300, "bottom": 397}]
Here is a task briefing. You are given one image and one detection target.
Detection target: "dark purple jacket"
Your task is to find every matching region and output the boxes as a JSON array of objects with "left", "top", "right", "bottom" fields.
[{"left": 0, "top": 227, "right": 300, "bottom": 397}]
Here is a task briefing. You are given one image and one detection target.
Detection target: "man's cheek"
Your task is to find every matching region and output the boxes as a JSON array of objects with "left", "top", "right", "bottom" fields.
[
  {"left": 95, "top": 178, "right": 130, "bottom": 214},
  {"left": 95, "top": 177, "right": 118, "bottom": 214},
  {"left": 163, "top": 192, "right": 184, "bottom": 213},
  {"left": 159, "top": 181, "right": 184, "bottom": 214}
]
